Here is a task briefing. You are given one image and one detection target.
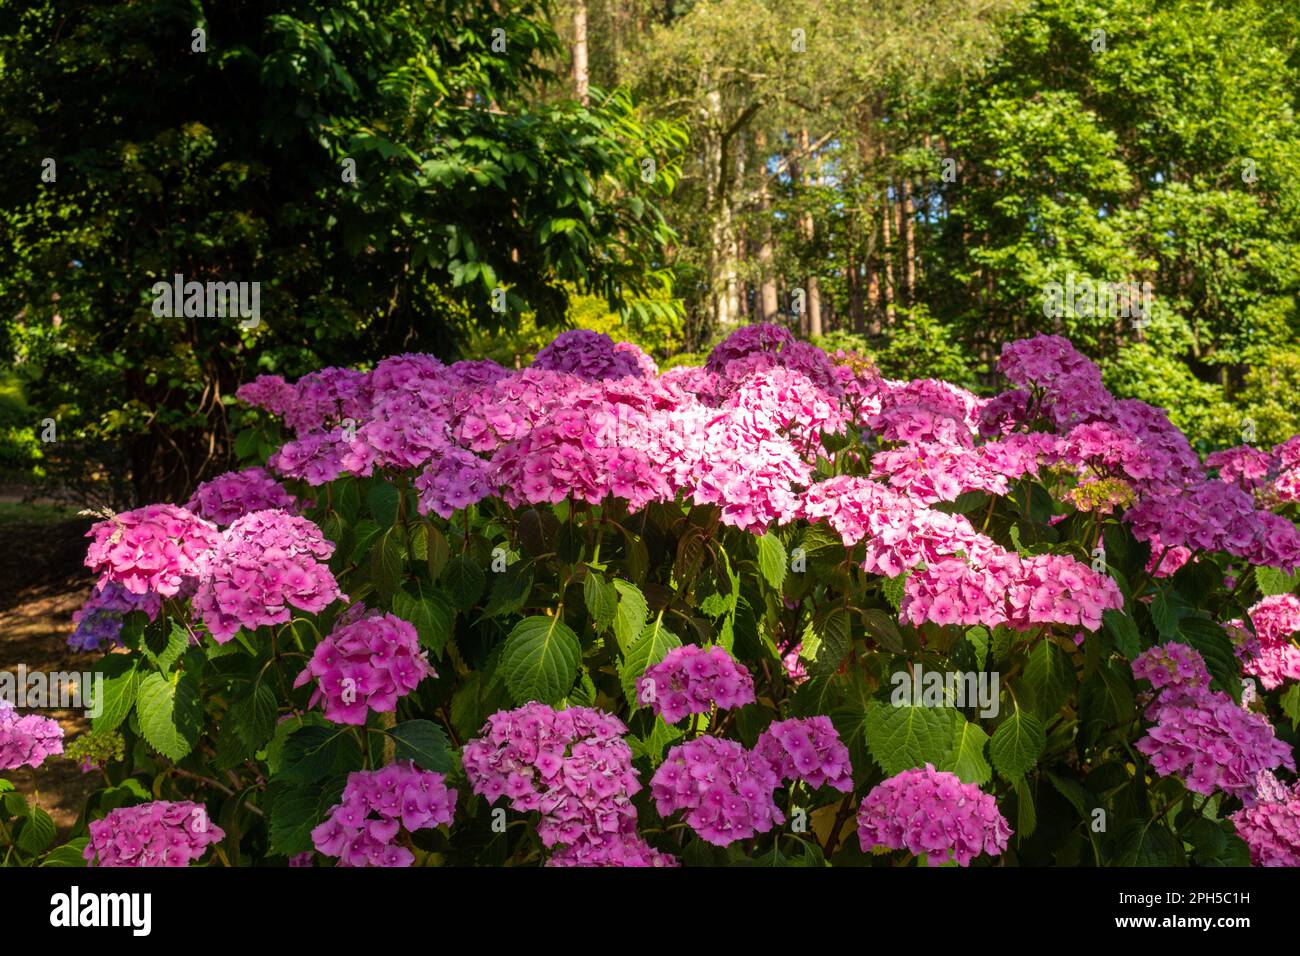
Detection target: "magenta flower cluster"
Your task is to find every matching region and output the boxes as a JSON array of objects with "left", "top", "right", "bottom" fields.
[
  {"left": 637, "top": 644, "right": 756, "bottom": 724},
  {"left": 649, "top": 736, "right": 785, "bottom": 846},
  {"left": 856, "top": 764, "right": 1012, "bottom": 866},
  {"left": 1132, "top": 644, "right": 1294, "bottom": 799},
  {"left": 192, "top": 509, "right": 344, "bottom": 642},
  {"left": 185, "top": 467, "right": 299, "bottom": 526},
  {"left": 0, "top": 699, "right": 64, "bottom": 770},
  {"left": 1230, "top": 595, "right": 1300, "bottom": 690},
  {"left": 84, "top": 503, "right": 219, "bottom": 597},
  {"left": 753, "top": 716, "right": 854, "bottom": 791},
  {"left": 310, "top": 761, "right": 456, "bottom": 867},
  {"left": 294, "top": 606, "right": 434, "bottom": 724},
  {"left": 461, "top": 703, "right": 668, "bottom": 865},
  {"left": 1230, "top": 772, "right": 1300, "bottom": 867},
  {"left": 84, "top": 800, "right": 224, "bottom": 867}
]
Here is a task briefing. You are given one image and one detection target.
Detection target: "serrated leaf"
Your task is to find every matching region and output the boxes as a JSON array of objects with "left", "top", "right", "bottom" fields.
[
  {"left": 233, "top": 681, "right": 278, "bottom": 750},
  {"left": 393, "top": 583, "right": 455, "bottom": 657},
  {"left": 943, "top": 714, "right": 992, "bottom": 785},
  {"left": 41, "top": 838, "right": 90, "bottom": 867},
  {"left": 269, "top": 778, "right": 347, "bottom": 857},
  {"left": 757, "top": 532, "right": 787, "bottom": 590},
  {"left": 612, "top": 579, "right": 648, "bottom": 652},
  {"left": 499, "top": 615, "right": 581, "bottom": 705},
  {"left": 17, "top": 807, "right": 55, "bottom": 855},
  {"left": 1177, "top": 616, "right": 1241, "bottom": 699},
  {"left": 1013, "top": 776, "right": 1036, "bottom": 838},
  {"left": 583, "top": 572, "right": 618, "bottom": 630},
  {"left": 385, "top": 720, "right": 451, "bottom": 772},
  {"left": 861, "top": 608, "right": 906, "bottom": 654},
  {"left": 367, "top": 480, "right": 401, "bottom": 528},
  {"left": 280, "top": 725, "right": 348, "bottom": 784},
  {"left": 1018, "top": 640, "right": 1075, "bottom": 720},
  {"left": 1150, "top": 589, "right": 1181, "bottom": 637},
  {"left": 1103, "top": 608, "right": 1143, "bottom": 660},
  {"left": 1279, "top": 684, "right": 1300, "bottom": 731},
  {"left": 444, "top": 554, "right": 485, "bottom": 611},
  {"left": 137, "top": 670, "right": 201, "bottom": 761},
  {"left": 1256, "top": 565, "right": 1300, "bottom": 597},
  {"left": 621, "top": 617, "right": 682, "bottom": 703},
  {"left": 989, "top": 705, "right": 1044, "bottom": 780},
  {"left": 484, "top": 560, "right": 533, "bottom": 618},
  {"left": 1107, "top": 820, "right": 1182, "bottom": 866},
  {"left": 861, "top": 700, "right": 956, "bottom": 776},
  {"left": 92, "top": 654, "right": 139, "bottom": 733},
  {"left": 804, "top": 607, "right": 852, "bottom": 678},
  {"left": 371, "top": 528, "right": 405, "bottom": 599}
]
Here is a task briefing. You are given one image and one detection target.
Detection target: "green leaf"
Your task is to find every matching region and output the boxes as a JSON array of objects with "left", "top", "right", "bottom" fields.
[
  {"left": 1177, "top": 617, "right": 1242, "bottom": 699},
  {"left": 1185, "top": 818, "right": 1250, "bottom": 867},
  {"left": 965, "top": 626, "right": 990, "bottom": 671},
  {"left": 943, "top": 714, "right": 992, "bottom": 785},
  {"left": 1103, "top": 608, "right": 1143, "bottom": 660},
  {"left": 1013, "top": 776, "right": 1037, "bottom": 838},
  {"left": 269, "top": 778, "right": 347, "bottom": 857},
  {"left": 620, "top": 617, "right": 683, "bottom": 704},
  {"left": 92, "top": 654, "right": 139, "bottom": 733},
  {"left": 484, "top": 560, "right": 533, "bottom": 618},
  {"left": 1150, "top": 590, "right": 1181, "bottom": 638},
  {"left": 499, "top": 615, "right": 582, "bottom": 705},
  {"left": 612, "top": 579, "right": 648, "bottom": 652},
  {"left": 371, "top": 528, "right": 406, "bottom": 600},
  {"left": 1279, "top": 684, "right": 1300, "bottom": 731},
  {"left": 232, "top": 681, "right": 278, "bottom": 751},
  {"left": 862, "top": 700, "right": 956, "bottom": 776},
  {"left": 1255, "top": 565, "right": 1300, "bottom": 597},
  {"left": 393, "top": 583, "right": 454, "bottom": 657},
  {"left": 757, "top": 532, "right": 787, "bottom": 590},
  {"left": 803, "top": 607, "right": 852, "bottom": 678},
  {"left": 137, "top": 670, "right": 201, "bottom": 761},
  {"left": 280, "top": 726, "right": 349, "bottom": 785},
  {"left": 17, "top": 807, "right": 55, "bottom": 855},
  {"left": 366, "top": 480, "right": 401, "bottom": 528},
  {"left": 989, "top": 705, "right": 1045, "bottom": 780},
  {"left": 881, "top": 574, "right": 906, "bottom": 612},
  {"left": 1107, "top": 820, "right": 1183, "bottom": 866},
  {"left": 444, "top": 554, "right": 486, "bottom": 611},
  {"left": 142, "top": 618, "right": 189, "bottom": 673},
  {"left": 861, "top": 608, "right": 906, "bottom": 654},
  {"left": 1018, "top": 640, "right": 1075, "bottom": 720},
  {"left": 385, "top": 720, "right": 452, "bottom": 773},
  {"left": 583, "top": 571, "right": 618, "bottom": 630},
  {"left": 41, "top": 837, "right": 90, "bottom": 867}
]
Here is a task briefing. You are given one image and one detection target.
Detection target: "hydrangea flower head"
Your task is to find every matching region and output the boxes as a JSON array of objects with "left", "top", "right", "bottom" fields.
[
  {"left": 0, "top": 699, "right": 64, "bottom": 770},
  {"left": 311, "top": 762, "right": 456, "bottom": 867},
  {"left": 650, "top": 736, "right": 784, "bottom": 846},
  {"left": 85, "top": 504, "right": 219, "bottom": 596},
  {"left": 185, "top": 467, "right": 299, "bottom": 526},
  {"left": 638, "top": 644, "right": 756, "bottom": 724},
  {"left": 753, "top": 716, "right": 853, "bottom": 791},
  {"left": 84, "top": 800, "right": 224, "bottom": 866},
  {"left": 856, "top": 764, "right": 1011, "bottom": 866}
]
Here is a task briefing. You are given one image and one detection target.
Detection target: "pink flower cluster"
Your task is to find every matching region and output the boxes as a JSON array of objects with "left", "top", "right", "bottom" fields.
[
  {"left": 84, "top": 800, "right": 224, "bottom": 867},
  {"left": 294, "top": 607, "right": 434, "bottom": 724},
  {"left": 461, "top": 703, "right": 664, "bottom": 864},
  {"left": 1132, "top": 644, "right": 1294, "bottom": 799},
  {"left": 637, "top": 644, "right": 756, "bottom": 724},
  {"left": 1231, "top": 595, "right": 1300, "bottom": 690},
  {"left": 185, "top": 467, "right": 298, "bottom": 526},
  {"left": 192, "top": 509, "right": 344, "bottom": 642},
  {"left": 310, "top": 762, "right": 457, "bottom": 867},
  {"left": 856, "top": 764, "right": 1011, "bottom": 866},
  {"left": 84, "top": 503, "right": 219, "bottom": 597},
  {"left": 649, "top": 736, "right": 784, "bottom": 846},
  {"left": 753, "top": 716, "right": 853, "bottom": 791},
  {"left": 0, "top": 699, "right": 64, "bottom": 770},
  {"left": 1230, "top": 773, "right": 1300, "bottom": 866}
]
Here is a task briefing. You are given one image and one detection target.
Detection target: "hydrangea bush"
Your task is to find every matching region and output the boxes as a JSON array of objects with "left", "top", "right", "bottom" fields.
[{"left": 4, "top": 324, "right": 1300, "bottom": 867}]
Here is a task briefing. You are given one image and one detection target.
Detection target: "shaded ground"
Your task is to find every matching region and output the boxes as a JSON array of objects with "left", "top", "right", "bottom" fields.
[{"left": 0, "top": 507, "right": 100, "bottom": 833}]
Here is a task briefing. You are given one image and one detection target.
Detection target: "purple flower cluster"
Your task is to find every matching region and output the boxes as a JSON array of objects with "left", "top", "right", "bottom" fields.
[
  {"left": 185, "top": 467, "right": 299, "bottom": 526},
  {"left": 192, "top": 509, "right": 344, "bottom": 642},
  {"left": 637, "top": 644, "right": 756, "bottom": 724},
  {"left": 533, "top": 329, "right": 654, "bottom": 380},
  {"left": 0, "top": 698, "right": 64, "bottom": 770},
  {"left": 311, "top": 761, "right": 457, "bottom": 867},
  {"left": 84, "top": 800, "right": 224, "bottom": 867},
  {"left": 753, "top": 717, "right": 854, "bottom": 791},
  {"left": 84, "top": 503, "right": 219, "bottom": 597},
  {"left": 856, "top": 764, "right": 1011, "bottom": 866},
  {"left": 1132, "top": 644, "right": 1295, "bottom": 799},
  {"left": 294, "top": 607, "right": 434, "bottom": 724},
  {"left": 649, "top": 736, "right": 784, "bottom": 846},
  {"left": 1230, "top": 773, "right": 1300, "bottom": 866},
  {"left": 68, "top": 582, "right": 161, "bottom": 652},
  {"left": 462, "top": 703, "right": 655, "bottom": 862}
]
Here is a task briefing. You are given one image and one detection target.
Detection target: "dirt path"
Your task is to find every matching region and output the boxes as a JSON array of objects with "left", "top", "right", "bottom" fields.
[{"left": 1, "top": 516, "right": 100, "bottom": 833}]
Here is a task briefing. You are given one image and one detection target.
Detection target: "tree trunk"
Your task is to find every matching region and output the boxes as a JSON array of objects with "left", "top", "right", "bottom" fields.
[
  {"left": 797, "top": 129, "right": 822, "bottom": 338},
  {"left": 572, "top": 0, "right": 590, "bottom": 105},
  {"left": 756, "top": 131, "right": 779, "bottom": 321}
]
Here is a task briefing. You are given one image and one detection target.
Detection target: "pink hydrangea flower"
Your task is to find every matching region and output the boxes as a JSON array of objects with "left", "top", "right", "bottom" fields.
[
  {"left": 311, "top": 762, "right": 456, "bottom": 867},
  {"left": 185, "top": 467, "right": 299, "bottom": 526},
  {"left": 637, "top": 645, "right": 756, "bottom": 724},
  {"left": 753, "top": 716, "right": 853, "bottom": 791},
  {"left": 84, "top": 800, "right": 224, "bottom": 867},
  {"left": 84, "top": 504, "right": 219, "bottom": 597},
  {"left": 294, "top": 606, "right": 434, "bottom": 724},
  {"left": 0, "top": 699, "right": 64, "bottom": 770},
  {"left": 192, "top": 509, "right": 344, "bottom": 642},
  {"left": 650, "top": 736, "right": 784, "bottom": 846},
  {"left": 1233, "top": 595, "right": 1300, "bottom": 690},
  {"left": 1231, "top": 773, "right": 1300, "bottom": 866},
  {"left": 857, "top": 764, "right": 1011, "bottom": 866}
]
